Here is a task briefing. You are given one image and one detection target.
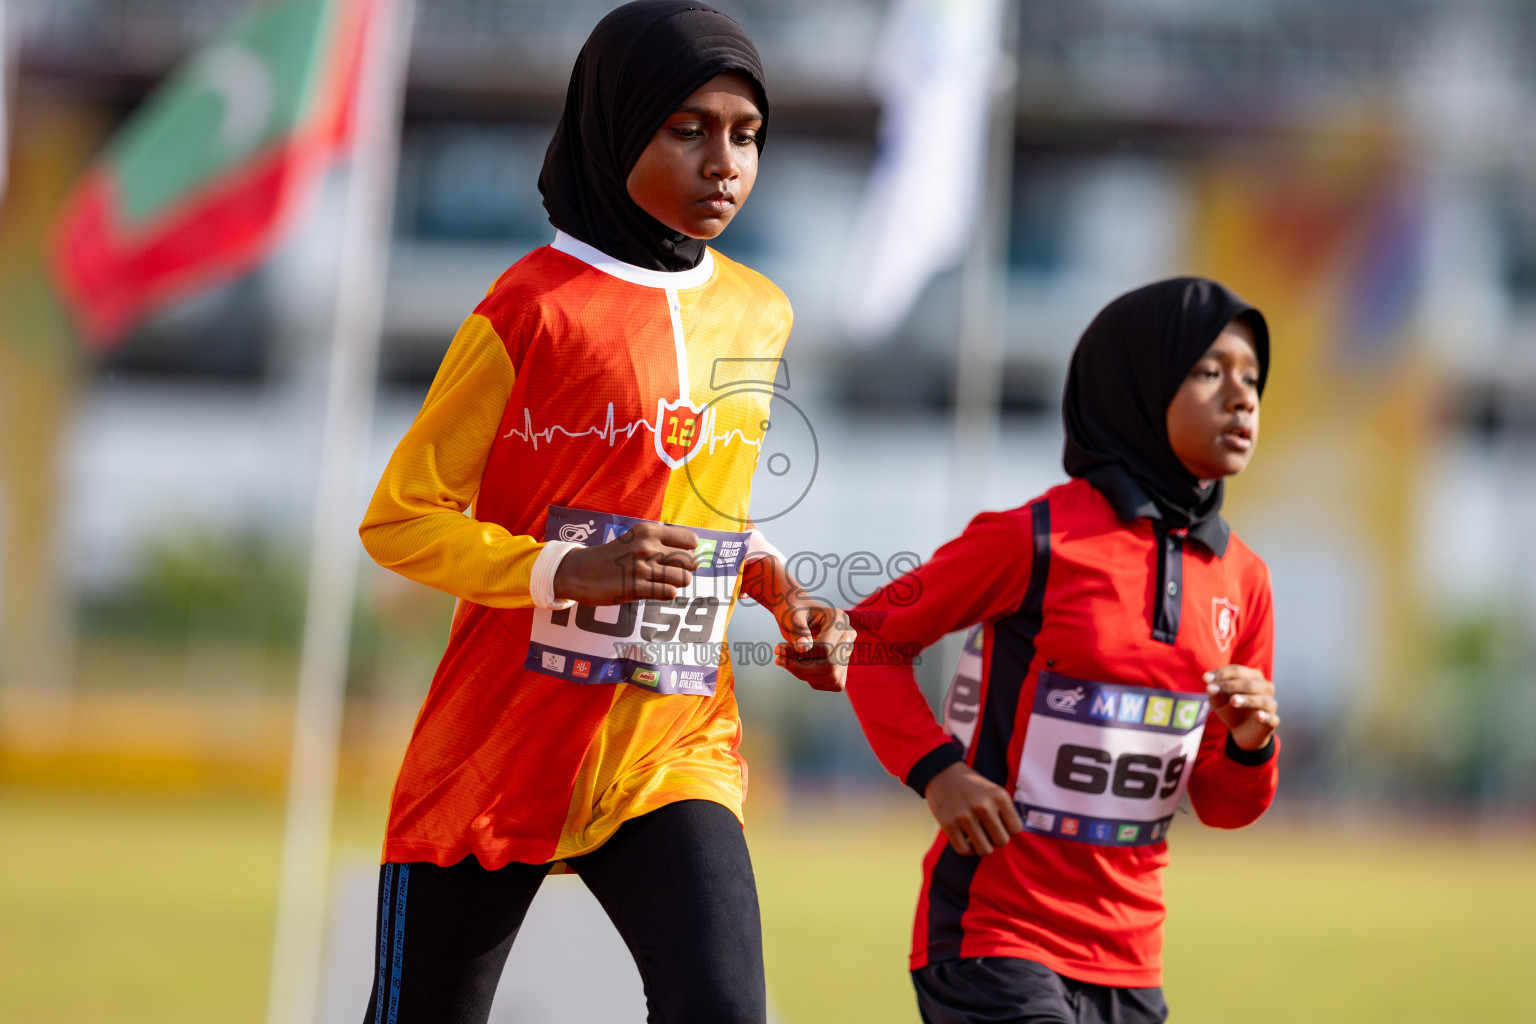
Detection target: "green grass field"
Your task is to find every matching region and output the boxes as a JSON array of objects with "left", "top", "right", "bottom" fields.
[{"left": 1, "top": 785, "right": 1532, "bottom": 1023}]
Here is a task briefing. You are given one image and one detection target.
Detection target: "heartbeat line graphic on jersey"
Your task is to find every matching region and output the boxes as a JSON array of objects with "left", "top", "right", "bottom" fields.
[{"left": 503, "top": 398, "right": 764, "bottom": 469}]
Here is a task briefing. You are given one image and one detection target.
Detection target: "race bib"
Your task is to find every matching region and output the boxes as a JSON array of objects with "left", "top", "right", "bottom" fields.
[
  {"left": 1014, "top": 671, "right": 1208, "bottom": 847},
  {"left": 941, "top": 625, "right": 985, "bottom": 751},
  {"left": 524, "top": 505, "right": 750, "bottom": 696}
]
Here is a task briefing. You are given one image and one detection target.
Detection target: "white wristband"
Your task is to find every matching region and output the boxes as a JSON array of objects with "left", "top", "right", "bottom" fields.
[
  {"left": 744, "top": 528, "right": 785, "bottom": 566},
  {"left": 530, "top": 541, "right": 580, "bottom": 610}
]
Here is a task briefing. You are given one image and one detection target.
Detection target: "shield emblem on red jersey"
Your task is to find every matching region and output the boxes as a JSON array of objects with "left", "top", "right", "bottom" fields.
[
  {"left": 1211, "top": 597, "right": 1239, "bottom": 653},
  {"left": 652, "top": 396, "right": 712, "bottom": 470}
]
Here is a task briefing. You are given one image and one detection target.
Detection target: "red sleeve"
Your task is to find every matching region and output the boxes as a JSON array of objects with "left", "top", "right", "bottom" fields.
[
  {"left": 845, "top": 509, "right": 1038, "bottom": 794},
  {"left": 1187, "top": 562, "right": 1279, "bottom": 829}
]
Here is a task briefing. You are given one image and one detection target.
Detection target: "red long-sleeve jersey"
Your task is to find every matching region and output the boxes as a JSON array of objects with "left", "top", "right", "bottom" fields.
[{"left": 846, "top": 476, "right": 1279, "bottom": 987}]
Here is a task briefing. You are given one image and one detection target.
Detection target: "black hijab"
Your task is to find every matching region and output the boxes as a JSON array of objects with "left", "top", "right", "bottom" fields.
[
  {"left": 1062, "top": 277, "right": 1269, "bottom": 553},
  {"left": 539, "top": 1, "right": 769, "bottom": 272}
]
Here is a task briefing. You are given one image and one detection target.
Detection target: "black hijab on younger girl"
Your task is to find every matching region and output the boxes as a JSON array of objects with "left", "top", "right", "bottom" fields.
[
  {"left": 1061, "top": 277, "right": 1270, "bottom": 555},
  {"left": 539, "top": 1, "right": 769, "bottom": 273}
]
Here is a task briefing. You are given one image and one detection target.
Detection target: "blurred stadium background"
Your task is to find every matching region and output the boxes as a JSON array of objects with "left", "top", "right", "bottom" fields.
[{"left": 1, "top": 1, "right": 1534, "bottom": 1022}]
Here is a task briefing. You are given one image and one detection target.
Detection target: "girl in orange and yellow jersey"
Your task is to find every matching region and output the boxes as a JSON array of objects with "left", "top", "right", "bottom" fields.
[{"left": 357, "top": 5, "right": 851, "bottom": 1022}]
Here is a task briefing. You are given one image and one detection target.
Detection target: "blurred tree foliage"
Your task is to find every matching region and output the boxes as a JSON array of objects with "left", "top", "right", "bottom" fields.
[
  {"left": 82, "top": 530, "right": 311, "bottom": 648},
  {"left": 77, "top": 528, "right": 461, "bottom": 701},
  {"left": 1426, "top": 606, "right": 1529, "bottom": 801}
]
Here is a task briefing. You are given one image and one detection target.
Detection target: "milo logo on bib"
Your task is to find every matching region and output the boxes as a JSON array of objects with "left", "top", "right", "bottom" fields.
[
  {"left": 525, "top": 505, "right": 749, "bottom": 696},
  {"left": 1014, "top": 671, "right": 1208, "bottom": 847}
]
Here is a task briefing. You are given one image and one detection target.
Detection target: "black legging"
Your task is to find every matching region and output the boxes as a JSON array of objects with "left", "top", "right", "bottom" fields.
[{"left": 361, "top": 799, "right": 766, "bottom": 1024}]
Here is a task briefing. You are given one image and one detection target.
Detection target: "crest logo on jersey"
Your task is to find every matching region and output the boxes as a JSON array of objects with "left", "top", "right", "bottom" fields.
[
  {"left": 653, "top": 397, "right": 712, "bottom": 470},
  {"left": 1211, "top": 597, "right": 1239, "bottom": 653}
]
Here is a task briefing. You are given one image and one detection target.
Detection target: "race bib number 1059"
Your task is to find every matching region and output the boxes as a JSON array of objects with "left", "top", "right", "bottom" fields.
[
  {"left": 524, "top": 505, "right": 750, "bottom": 697},
  {"left": 1014, "top": 671, "right": 1208, "bottom": 847}
]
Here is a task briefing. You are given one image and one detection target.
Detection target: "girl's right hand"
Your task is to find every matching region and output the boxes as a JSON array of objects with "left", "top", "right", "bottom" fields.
[
  {"left": 552, "top": 522, "right": 701, "bottom": 606},
  {"left": 924, "top": 762, "right": 1023, "bottom": 856}
]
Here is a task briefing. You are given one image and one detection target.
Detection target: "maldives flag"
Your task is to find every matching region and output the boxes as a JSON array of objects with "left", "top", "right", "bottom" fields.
[{"left": 50, "top": 0, "right": 372, "bottom": 348}]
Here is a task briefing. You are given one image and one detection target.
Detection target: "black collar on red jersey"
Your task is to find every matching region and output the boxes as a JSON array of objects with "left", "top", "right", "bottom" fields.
[{"left": 1086, "top": 464, "right": 1231, "bottom": 558}]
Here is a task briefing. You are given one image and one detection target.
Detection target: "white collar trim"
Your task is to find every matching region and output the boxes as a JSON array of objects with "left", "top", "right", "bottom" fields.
[{"left": 551, "top": 230, "right": 715, "bottom": 290}]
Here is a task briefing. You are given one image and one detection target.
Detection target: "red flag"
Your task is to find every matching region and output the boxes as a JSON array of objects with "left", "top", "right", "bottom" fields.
[{"left": 50, "top": 0, "right": 372, "bottom": 349}]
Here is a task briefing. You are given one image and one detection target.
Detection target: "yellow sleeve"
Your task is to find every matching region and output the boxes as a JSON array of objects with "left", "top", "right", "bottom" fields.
[{"left": 359, "top": 313, "right": 545, "bottom": 608}]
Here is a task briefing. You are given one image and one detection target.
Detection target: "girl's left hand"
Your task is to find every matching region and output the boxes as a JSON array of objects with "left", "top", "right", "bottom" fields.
[
  {"left": 772, "top": 600, "right": 856, "bottom": 693},
  {"left": 1204, "top": 665, "right": 1279, "bottom": 751}
]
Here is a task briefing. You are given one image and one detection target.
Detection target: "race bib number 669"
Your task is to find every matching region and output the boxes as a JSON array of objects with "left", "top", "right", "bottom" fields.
[
  {"left": 1014, "top": 671, "right": 1208, "bottom": 847},
  {"left": 524, "top": 505, "right": 750, "bottom": 697}
]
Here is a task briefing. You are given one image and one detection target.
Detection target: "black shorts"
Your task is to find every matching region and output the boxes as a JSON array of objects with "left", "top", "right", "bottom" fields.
[
  {"left": 913, "top": 956, "right": 1169, "bottom": 1024},
  {"left": 362, "top": 799, "right": 766, "bottom": 1024}
]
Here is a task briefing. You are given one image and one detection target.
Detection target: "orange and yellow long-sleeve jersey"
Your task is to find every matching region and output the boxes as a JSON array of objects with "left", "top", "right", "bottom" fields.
[{"left": 360, "top": 231, "right": 792, "bottom": 868}]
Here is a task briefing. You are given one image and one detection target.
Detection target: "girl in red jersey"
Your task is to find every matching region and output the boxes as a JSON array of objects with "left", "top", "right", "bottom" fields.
[
  {"left": 846, "top": 279, "right": 1280, "bottom": 1024},
  {"left": 357, "top": 4, "right": 851, "bottom": 1022}
]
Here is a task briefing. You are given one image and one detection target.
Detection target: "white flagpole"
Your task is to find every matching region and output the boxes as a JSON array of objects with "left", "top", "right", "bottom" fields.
[
  {"left": 265, "top": 1, "right": 414, "bottom": 1022},
  {"left": 945, "top": 0, "right": 1018, "bottom": 530},
  {"left": 1, "top": 0, "right": 13, "bottom": 205}
]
